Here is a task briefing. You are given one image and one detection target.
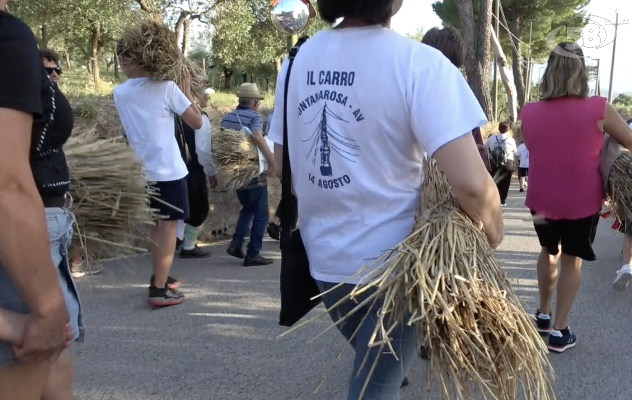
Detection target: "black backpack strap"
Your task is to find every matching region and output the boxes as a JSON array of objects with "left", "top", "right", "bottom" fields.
[{"left": 280, "top": 47, "right": 299, "bottom": 234}]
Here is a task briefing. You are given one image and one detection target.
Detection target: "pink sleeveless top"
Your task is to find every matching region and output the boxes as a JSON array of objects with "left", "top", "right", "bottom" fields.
[{"left": 519, "top": 96, "right": 606, "bottom": 220}]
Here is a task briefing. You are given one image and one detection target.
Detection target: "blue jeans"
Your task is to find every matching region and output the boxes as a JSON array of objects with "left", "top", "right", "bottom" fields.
[
  {"left": 233, "top": 185, "right": 269, "bottom": 257},
  {"left": 317, "top": 281, "right": 417, "bottom": 400},
  {"left": 0, "top": 207, "right": 84, "bottom": 367}
]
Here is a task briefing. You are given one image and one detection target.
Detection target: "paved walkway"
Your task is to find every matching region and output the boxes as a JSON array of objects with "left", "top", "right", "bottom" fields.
[{"left": 73, "top": 184, "right": 632, "bottom": 400}]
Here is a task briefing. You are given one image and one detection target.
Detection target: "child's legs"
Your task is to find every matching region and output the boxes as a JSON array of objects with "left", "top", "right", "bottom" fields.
[
  {"left": 149, "top": 179, "right": 190, "bottom": 288},
  {"left": 151, "top": 220, "right": 178, "bottom": 288},
  {"left": 41, "top": 347, "right": 75, "bottom": 400},
  {"left": 0, "top": 361, "right": 51, "bottom": 400}
]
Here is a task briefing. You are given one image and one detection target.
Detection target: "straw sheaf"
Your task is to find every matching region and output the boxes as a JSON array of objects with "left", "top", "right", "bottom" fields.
[
  {"left": 284, "top": 158, "right": 555, "bottom": 400},
  {"left": 120, "top": 19, "right": 206, "bottom": 99},
  {"left": 608, "top": 151, "right": 632, "bottom": 222},
  {"left": 211, "top": 128, "right": 261, "bottom": 190},
  {"left": 64, "top": 136, "right": 157, "bottom": 263}
]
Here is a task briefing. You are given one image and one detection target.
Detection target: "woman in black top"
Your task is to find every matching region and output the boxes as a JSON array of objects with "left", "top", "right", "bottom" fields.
[{"left": 0, "top": 4, "right": 82, "bottom": 399}]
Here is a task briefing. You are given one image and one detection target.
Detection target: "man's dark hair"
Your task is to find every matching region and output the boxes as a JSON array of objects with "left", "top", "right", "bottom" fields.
[
  {"left": 39, "top": 49, "right": 60, "bottom": 65},
  {"left": 422, "top": 26, "right": 465, "bottom": 68},
  {"left": 499, "top": 122, "right": 510, "bottom": 133},
  {"left": 318, "top": 0, "right": 394, "bottom": 25}
]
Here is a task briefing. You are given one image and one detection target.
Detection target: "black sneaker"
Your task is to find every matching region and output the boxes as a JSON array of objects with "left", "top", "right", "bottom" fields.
[
  {"left": 535, "top": 310, "right": 552, "bottom": 334},
  {"left": 267, "top": 222, "right": 281, "bottom": 241},
  {"left": 227, "top": 244, "right": 245, "bottom": 259},
  {"left": 243, "top": 255, "right": 274, "bottom": 267},
  {"left": 176, "top": 238, "right": 183, "bottom": 252},
  {"left": 147, "top": 286, "right": 185, "bottom": 307},
  {"left": 150, "top": 275, "right": 182, "bottom": 290},
  {"left": 548, "top": 327, "right": 577, "bottom": 353},
  {"left": 180, "top": 245, "right": 212, "bottom": 259},
  {"left": 401, "top": 376, "right": 410, "bottom": 387},
  {"left": 520, "top": 188, "right": 525, "bottom": 193},
  {"left": 419, "top": 345, "right": 430, "bottom": 360}
]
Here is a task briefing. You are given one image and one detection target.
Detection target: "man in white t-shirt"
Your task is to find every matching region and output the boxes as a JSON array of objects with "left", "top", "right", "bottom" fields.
[
  {"left": 485, "top": 122, "right": 517, "bottom": 206},
  {"left": 516, "top": 142, "right": 529, "bottom": 192},
  {"left": 114, "top": 41, "right": 203, "bottom": 307}
]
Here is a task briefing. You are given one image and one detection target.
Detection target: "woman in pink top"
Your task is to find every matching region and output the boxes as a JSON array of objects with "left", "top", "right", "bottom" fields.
[{"left": 519, "top": 42, "right": 632, "bottom": 354}]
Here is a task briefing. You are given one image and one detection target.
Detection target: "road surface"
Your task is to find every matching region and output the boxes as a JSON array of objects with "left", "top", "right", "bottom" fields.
[{"left": 73, "top": 185, "right": 632, "bottom": 399}]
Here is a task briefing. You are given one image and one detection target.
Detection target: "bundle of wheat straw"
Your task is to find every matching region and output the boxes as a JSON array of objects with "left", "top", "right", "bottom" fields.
[
  {"left": 212, "top": 128, "right": 261, "bottom": 190},
  {"left": 119, "top": 19, "right": 206, "bottom": 97},
  {"left": 65, "top": 136, "right": 157, "bottom": 262},
  {"left": 607, "top": 151, "right": 632, "bottom": 222},
  {"left": 286, "top": 158, "right": 554, "bottom": 400}
]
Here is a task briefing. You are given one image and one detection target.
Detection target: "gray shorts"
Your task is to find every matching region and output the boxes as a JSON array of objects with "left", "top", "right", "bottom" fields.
[{"left": 0, "top": 207, "right": 84, "bottom": 368}]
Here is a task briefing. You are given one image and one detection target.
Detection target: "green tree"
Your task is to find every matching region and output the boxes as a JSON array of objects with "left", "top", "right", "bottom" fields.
[
  {"left": 613, "top": 94, "right": 632, "bottom": 107},
  {"left": 434, "top": 0, "right": 588, "bottom": 109},
  {"left": 407, "top": 27, "right": 425, "bottom": 42},
  {"left": 211, "top": 0, "right": 328, "bottom": 90}
]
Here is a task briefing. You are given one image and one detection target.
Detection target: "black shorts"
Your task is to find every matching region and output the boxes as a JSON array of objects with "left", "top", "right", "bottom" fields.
[
  {"left": 150, "top": 178, "right": 190, "bottom": 221},
  {"left": 530, "top": 211, "right": 599, "bottom": 261},
  {"left": 518, "top": 167, "right": 529, "bottom": 178}
]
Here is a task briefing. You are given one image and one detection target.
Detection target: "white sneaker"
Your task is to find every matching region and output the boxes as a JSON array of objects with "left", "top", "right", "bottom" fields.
[
  {"left": 71, "top": 260, "right": 102, "bottom": 278},
  {"left": 613, "top": 264, "right": 632, "bottom": 292}
]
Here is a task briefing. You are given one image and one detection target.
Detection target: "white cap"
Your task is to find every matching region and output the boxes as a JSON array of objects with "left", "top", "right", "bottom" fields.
[{"left": 204, "top": 88, "right": 215, "bottom": 95}]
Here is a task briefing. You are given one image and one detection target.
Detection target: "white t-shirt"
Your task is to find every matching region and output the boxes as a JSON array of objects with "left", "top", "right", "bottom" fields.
[
  {"left": 113, "top": 78, "right": 191, "bottom": 182},
  {"left": 268, "top": 27, "right": 488, "bottom": 284},
  {"left": 485, "top": 133, "right": 517, "bottom": 162},
  {"left": 516, "top": 143, "right": 529, "bottom": 168}
]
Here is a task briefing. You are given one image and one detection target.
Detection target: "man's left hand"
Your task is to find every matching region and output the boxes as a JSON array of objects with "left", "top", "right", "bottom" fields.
[{"left": 208, "top": 176, "right": 218, "bottom": 189}]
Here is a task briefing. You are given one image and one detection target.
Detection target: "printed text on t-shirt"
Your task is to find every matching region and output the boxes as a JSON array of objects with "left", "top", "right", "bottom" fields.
[{"left": 299, "top": 70, "right": 364, "bottom": 191}]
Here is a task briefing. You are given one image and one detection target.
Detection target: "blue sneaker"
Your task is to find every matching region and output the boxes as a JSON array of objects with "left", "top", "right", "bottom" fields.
[
  {"left": 548, "top": 327, "right": 576, "bottom": 353},
  {"left": 534, "top": 310, "right": 551, "bottom": 335}
]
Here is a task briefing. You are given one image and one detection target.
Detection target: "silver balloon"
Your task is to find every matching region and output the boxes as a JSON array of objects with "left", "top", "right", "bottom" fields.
[{"left": 270, "top": 0, "right": 311, "bottom": 36}]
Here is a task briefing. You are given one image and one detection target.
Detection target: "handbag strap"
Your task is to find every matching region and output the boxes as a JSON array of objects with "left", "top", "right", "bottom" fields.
[{"left": 280, "top": 47, "right": 298, "bottom": 234}]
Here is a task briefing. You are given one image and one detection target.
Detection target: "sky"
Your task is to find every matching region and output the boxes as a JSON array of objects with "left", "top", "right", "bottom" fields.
[{"left": 390, "top": 0, "right": 632, "bottom": 97}]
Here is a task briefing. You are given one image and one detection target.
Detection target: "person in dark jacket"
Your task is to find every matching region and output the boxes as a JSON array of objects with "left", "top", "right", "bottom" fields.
[{"left": 175, "top": 88, "right": 218, "bottom": 258}]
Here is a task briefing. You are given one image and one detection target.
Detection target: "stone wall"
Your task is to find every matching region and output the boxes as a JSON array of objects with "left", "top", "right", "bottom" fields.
[{"left": 198, "top": 177, "right": 282, "bottom": 242}]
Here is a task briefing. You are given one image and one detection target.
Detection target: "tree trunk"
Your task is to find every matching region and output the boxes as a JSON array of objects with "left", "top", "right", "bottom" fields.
[
  {"left": 90, "top": 23, "right": 101, "bottom": 83},
  {"left": 242, "top": 73, "right": 247, "bottom": 83},
  {"left": 114, "top": 49, "right": 120, "bottom": 81},
  {"left": 508, "top": 16, "right": 526, "bottom": 110},
  {"left": 182, "top": 18, "right": 192, "bottom": 57},
  {"left": 275, "top": 56, "right": 283, "bottom": 74},
  {"left": 223, "top": 68, "right": 233, "bottom": 90},
  {"left": 175, "top": 11, "right": 188, "bottom": 41},
  {"left": 490, "top": 27, "right": 518, "bottom": 122},
  {"left": 64, "top": 51, "right": 72, "bottom": 69},
  {"left": 250, "top": 71, "right": 255, "bottom": 83},
  {"left": 265, "top": 77, "right": 270, "bottom": 92},
  {"left": 456, "top": 0, "right": 493, "bottom": 118},
  {"left": 40, "top": 24, "right": 50, "bottom": 49}
]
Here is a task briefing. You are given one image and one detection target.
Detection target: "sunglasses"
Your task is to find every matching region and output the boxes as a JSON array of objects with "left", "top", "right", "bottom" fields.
[{"left": 45, "top": 67, "right": 62, "bottom": 76}]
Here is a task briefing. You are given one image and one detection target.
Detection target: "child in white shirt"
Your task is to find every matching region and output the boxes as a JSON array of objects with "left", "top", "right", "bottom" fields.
[{"left": 114, "top": 41, "right": 202, "bottom": 307}]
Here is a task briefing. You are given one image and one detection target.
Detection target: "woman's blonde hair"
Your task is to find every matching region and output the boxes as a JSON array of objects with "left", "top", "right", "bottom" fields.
[{"left": 539, "top": 42, "right": 589, "bottom": 101}]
